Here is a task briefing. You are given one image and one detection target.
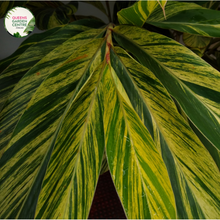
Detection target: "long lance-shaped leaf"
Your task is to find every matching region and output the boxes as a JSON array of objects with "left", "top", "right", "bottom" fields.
[
  {"left": 0, "top": 27, "right": 105, "bottom": 158},
  {"left": 0, "top": 19, "right": 105, "bottom": 113},
  {"left": 103, "top": 64, "right": 176, "bottom": 219},
  {"left": 0, "top": 36, "right": 106, "bottom": 218},
  {"left": 0, "top": 20, "right": 95, "bottom": 114},
  {"left": 173, "top": 98, "right": 220, "bottom": 171},
  {"left": 118, "top": 1, "right": 220, "bottom": 37},
  {"left": 110, "top": 46, "right": 220, "bottom": 218},
  {"left": 35, "top": 62, "right": 106, "bottom": 219},
  {"left": 147, "top": 1, "right": 220, "bottom": 37},
  {"left": 0, "top": 28, "right": 60, "bottom": 74},
  {"left": 117, "top": 0, "right": 161, "bottom": 27},
  {"left": 113, "top": 25, "right": 220, "bottom": 153}
]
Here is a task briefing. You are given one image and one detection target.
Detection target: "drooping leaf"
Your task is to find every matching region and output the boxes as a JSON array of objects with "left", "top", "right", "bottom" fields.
[
  {"left": 117, "top": 0, "right": 160, "bottom": 27},
  {"left": 25, "top": 1, "right": 78, "bottom": 30},
  {"left": 147, "top": 1, "right": 220, "bottom": 37},
  {"left": 0, "top": 22, "right": 105, "bottom": 158},
  {"left": 0, "top": 18, "right": 104, "bottom": 110},
  {"left": 109, "top": 44, "right": 220, "bottom": 218},
  {"left": 118, "top": 0, "right": 220, "bottom": 37},
  {"left": 34, "top": 62, "right": 106, "bottom": 219},
  {"left": 173, "top": 98, "right": 220, "bottom": 171},
  {"left": 0, "top": 20, "right": 220, "bottom": 219},
  {"left": 183, "top": 33, "right": 211, "bottom": 57},
  {"left": 0, "top": 28, "right": 106, "bottom": 218},
  {"left": 113, "top": 25, "right": 220, "bottom": 153},
  {"left": 103, "top": 64, "right": 176, "bottom": 219},
  {"left": 0, "top": 27, "right": 60, "bottom": 74}
]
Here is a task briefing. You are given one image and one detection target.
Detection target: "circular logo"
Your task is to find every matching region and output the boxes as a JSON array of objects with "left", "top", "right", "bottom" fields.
[{"left": 4, "top": 7, "right": 35, "bottom": 38}]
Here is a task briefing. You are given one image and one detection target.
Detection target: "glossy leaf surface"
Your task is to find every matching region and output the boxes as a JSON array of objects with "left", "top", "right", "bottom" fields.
[
  {"left": 110, "top": 44, "right": 220, "bottom": 218},
  {"left": 0, "top": 21, "right": 220, "bottom": 219},
  {"left": 117, "top": 0, "right": 162, "bottom": 27},
  {"left": 118, "top": 0, "right": 220, "bottom": 37}
]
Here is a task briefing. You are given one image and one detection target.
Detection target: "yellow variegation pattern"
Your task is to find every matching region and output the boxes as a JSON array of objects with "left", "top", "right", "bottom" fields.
[
  {"left": 110, "top": 46, "right": 220, "bottom": 218},
  {"left": 113, "top": 25, "right": 220, "bottom": 152},
  {"left": 0, "top": 25, "right": 106, "bottom": 218},
  {"left": 0, "top": 20, "right": 220, "bottom": 220},
  {"left": 118, "top": 0, "right": 220, "bottom": 37},
  {"left": 117, "top": 0, "right": 160, "bottom": 27},
  {"left": 0, "top": 26, "right": 105, "bottom": 158},
  {"left": 102, "top": 65, "right": 176, "bottom": 219},
  {"left": 35, "top": 63, "right": 106, "bottom": 219}
]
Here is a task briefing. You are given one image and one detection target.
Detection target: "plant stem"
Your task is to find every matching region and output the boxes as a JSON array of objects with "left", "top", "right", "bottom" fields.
[
  {"left": 106, "top": 1, "right": 112, "bottom": 23},
  {"left": 105, "top": 24, "right": 113, "bottom": 64}
]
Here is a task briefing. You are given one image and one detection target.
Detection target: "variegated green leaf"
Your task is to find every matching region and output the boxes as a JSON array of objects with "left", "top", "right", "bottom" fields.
[
  {"left": 147, "top": 1, "right": 220, "bottom": 37},
  {"left": 113, "top": 1, "right": 136, "bottom": 24},
  {"left": 117, "top": 0, "right": 160, "bottom": 27},
  {"left": 112, "top": 25, "right": 220, "bottom": 218},
  {"left": 173, "top": 99, "right": 220, "bottom": 171},
  {"left": 0, "top": 27, "right": 60, "bottom": 75},
  {"left": 113, "top": 25, "right": 220, "bottom": 152},
  {"left": 183, "top": 33, "right": 211, "bottom": 57},
  {"left": 103, "top": 64, "right": 176, "bottom": 219},
  {"left": 118, "top": 0, "right": 220, "bottom": 37},
  {"left": 1, "top": 20, "right": 220, "bottom": 219},
  {"left": 0, "top": 23, "right": 105, "bottom": 158},
  {"left": 25, "top": 1, "right": 78, "bottom": 30},
  {"left": 35, "top": 62, "right": 106, "bottom": 219},
  {"left": 0, "top": 19, "right": 104, "bottom": 114},
  {"left": 0, "top": 29, "right": 106, "bottom": 218}
]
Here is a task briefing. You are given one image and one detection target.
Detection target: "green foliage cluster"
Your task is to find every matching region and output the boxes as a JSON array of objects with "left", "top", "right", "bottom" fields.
[{"left": 0, "top": 1, "right": 220, "bottom": 219}]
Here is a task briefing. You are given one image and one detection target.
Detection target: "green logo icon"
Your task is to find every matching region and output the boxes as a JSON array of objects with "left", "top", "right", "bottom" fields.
[{"left": 4, "top": 7, "right": 35, "bottom": 38}]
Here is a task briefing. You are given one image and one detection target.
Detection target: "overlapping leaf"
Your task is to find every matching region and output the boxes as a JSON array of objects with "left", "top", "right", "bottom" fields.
[
  {"left": 0, "top": 20, "right": 105, "bottom": 158},
  {"left": 117, "top": 0, "right": 164, "bottom": 27},
  {"left": 0, "top": 25, "right": 106, "bottom": 218},
  {"left": 0, "top": 20, "right": 220, "bottom": 219},
  {"left": 118, "top": 0, "right": 220, "bottom": 37},
  {"left": 109, "top": 45, "right": 220, "bottom": 218},
  {"left": 113, "top": 25, "right": 220, "bottom": 153},
  {"left": 103, "top": 65, "right": 176, "bottom": 219}
]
